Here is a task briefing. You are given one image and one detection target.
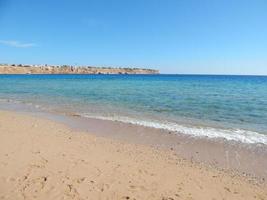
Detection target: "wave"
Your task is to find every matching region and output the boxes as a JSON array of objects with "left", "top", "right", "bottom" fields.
[
  {"left": 81, "top": 113, "right": 267, "bottom": 145},
  {"left": 1, "top": 98, "right": 266, "bottom": 145},
  {"left": 0, "top": 98, "right": 41, "bottom": 108}
]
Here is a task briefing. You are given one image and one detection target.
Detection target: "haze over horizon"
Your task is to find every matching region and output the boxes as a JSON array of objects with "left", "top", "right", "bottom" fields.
[{"left": 0, "top": 0, "right": 266, "bottom": 75}]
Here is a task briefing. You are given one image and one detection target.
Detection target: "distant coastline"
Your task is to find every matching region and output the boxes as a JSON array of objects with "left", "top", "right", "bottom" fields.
[{"left": 0, "top": 64, "right": 159, "bottom": 74}]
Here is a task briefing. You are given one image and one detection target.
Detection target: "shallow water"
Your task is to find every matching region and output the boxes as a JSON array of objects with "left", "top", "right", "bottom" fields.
[{"left": 0, "top": 74, "right": 267, "bottom": 144}]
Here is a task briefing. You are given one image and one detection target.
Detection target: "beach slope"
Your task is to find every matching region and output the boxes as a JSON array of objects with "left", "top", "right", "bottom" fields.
[{"left": 0, "top": 111, "right": 266, "bottom": 200}]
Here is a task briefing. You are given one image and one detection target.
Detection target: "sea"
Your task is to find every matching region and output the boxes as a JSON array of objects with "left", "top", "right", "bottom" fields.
[{"left": 0, "top": 74, "right": 267, "bottom": 145}]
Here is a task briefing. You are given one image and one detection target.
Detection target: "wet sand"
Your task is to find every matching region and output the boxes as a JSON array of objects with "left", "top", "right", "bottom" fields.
[
  {"left": 56, "top": 114, "right": 267, "bottom": 181},
  {"left": 0, "top": 110, "right": 267, "bottom": 199}
]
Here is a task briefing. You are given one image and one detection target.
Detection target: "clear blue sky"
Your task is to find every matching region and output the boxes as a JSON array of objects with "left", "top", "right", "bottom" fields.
[{"left": 0, "top": 0, "right": 266, "bottom": 74}]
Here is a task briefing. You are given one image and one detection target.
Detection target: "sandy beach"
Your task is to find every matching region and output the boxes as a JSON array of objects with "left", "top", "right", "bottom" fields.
[{"left": 0, "top": 110, "right": 266, "bottom": 200}]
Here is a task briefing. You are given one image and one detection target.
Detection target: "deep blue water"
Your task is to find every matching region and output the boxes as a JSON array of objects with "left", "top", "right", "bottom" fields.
[{"left": 1, "top": 74, "right": 267, "bottom": 144}]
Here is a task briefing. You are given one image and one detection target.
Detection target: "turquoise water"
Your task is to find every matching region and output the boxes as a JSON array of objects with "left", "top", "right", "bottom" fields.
[{"left": 0, "top": 74, "right": 267, "bottom": 144}]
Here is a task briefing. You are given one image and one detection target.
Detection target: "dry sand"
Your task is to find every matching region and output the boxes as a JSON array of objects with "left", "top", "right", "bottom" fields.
[{"left": 0, "top": 111, "right": 266, "bottom": 200}]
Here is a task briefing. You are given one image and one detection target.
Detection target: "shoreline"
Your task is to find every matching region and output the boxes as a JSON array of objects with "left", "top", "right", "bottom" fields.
[
  {"left": 0, "top": 110, "right": 266, "bottom": 199},
  {"left": 0, "top": 101, "right": 267, "bottom": 182}
]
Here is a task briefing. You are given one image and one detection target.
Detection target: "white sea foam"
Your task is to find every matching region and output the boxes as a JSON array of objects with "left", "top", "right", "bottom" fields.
[
  {"left": 82, "top": 114, "right": 267, "bottom": 145},
  {"left": 1, "top": 98, "right": 266, "bottom": 145}
]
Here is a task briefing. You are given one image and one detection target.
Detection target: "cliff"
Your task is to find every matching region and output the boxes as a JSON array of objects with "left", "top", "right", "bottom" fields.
[{"left": 0, "top": 64, "right": 159, "bottom": 74}]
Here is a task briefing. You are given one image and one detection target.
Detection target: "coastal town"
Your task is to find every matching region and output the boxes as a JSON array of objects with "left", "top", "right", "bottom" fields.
[{"left": 0, "top": 63, "right": 159, "bottom": 74}]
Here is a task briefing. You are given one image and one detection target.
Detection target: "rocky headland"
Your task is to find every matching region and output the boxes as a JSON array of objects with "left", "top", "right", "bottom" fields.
[{"left": 0, "top": 64, "right": 159, "bottom": 74}]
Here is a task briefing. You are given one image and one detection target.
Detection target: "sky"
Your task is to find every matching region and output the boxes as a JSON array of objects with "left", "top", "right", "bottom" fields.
[{"left": 0, "top": 0, "right": 266, "bottom": 75}]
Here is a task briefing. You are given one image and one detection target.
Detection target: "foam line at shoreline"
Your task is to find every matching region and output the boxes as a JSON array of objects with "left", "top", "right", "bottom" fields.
[
  {"left": 1, "top": 98, "right": 267, "bottom": 145},
  {"left": 81, "top": 114, "right": 267, "bottom": 145}
]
